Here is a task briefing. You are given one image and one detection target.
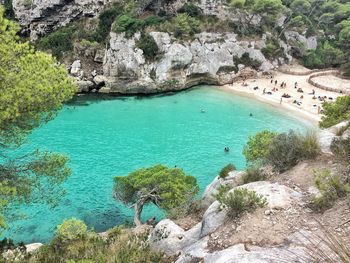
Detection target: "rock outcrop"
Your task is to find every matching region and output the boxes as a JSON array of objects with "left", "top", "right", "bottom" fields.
[
  {"left": 12, "top": 0, "right": 117, "bottom": 40},
  {"left": 102, "top": 31, "right": 281, "bottom": 94}
]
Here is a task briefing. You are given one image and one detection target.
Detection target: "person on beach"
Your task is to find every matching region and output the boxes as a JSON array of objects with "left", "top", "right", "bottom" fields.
[
  {"left": 275, "top": 80, "right": 277, "bottom": 85},
  {"left": 280, "top": 97, "right": 282, "bottom": 104},
  {"left": 263, "top": 88, "right": 266, "bottom": 94},
  {"left": 294, "top": 82, "right": 298, "bottom": 88}
]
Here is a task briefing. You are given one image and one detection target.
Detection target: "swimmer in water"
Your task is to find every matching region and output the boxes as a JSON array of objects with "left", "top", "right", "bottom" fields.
[
  {"left": 249, "top": 113, "right": 253, "bottom": 117},
  {"left": 224, "top": 147, "right": 230, "bottom": 152},
  {"left": 201, "top": 109, "right": 205, "bottom": 113}
]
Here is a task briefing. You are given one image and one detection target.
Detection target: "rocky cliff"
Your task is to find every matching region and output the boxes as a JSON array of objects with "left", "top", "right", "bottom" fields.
[{"left": 10, "top": 0, "right": 318, "bottom": 94}]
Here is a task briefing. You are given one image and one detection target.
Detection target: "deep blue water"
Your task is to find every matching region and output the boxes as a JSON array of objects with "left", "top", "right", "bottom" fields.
[{"left": 3, "top": 86, "right": 313, "bottom": 243}]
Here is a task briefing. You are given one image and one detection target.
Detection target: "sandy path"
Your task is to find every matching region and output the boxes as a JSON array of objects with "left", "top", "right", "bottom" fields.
[{"left": 222, "top": 71, "right": 346, "bottom": 124}]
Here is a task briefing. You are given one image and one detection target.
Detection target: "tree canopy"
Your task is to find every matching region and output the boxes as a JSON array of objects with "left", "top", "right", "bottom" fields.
[
  {"left": 113, "top": 165, "right": 199, "bottom": 226},
  {"left": 0, "top": 6, "right": 76, "bottom": 230}
]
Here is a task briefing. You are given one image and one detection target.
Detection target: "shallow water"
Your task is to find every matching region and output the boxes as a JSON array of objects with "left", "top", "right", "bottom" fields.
[{"left": 4, "top": 86, "right": 313, "bottom": 243}]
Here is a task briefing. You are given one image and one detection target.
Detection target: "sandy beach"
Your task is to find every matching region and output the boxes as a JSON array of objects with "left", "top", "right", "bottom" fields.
[{"left": 222, "top": 67, "right": 349, "bottom": 124}]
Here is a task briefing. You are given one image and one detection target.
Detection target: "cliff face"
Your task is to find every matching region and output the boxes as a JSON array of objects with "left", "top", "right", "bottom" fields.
[
  {"left": 10, "top": 0, "right": 318, "bottom": 94},
  {"left": 12, "top": 0, "right": 117, "bottom": 40},
  {"left": 102, "top": 32, "right": 281, "bottom": 94}
]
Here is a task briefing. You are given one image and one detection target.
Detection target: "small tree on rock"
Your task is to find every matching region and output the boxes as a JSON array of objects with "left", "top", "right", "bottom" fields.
[{"left": 113, "top": 165, "right": 199, "bottom": 226}]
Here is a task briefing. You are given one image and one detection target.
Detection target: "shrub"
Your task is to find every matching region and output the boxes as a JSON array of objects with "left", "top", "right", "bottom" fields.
[
  {"left": 29, "top": 226, "right": 163, "bottom": 262},
  {"left": 242, "top": 165, "right": 267, "bottom": 184},
  {"left": 261, "top": 38, "right": 283, "bottom": 59},
  {"left": 36, "top": 25, "right": 76, "bottom": 58},
  {"left": 311, "top": 169, "right": 350, "bottom": 210},
  {"left": 217, "top": 188, "right": 267, "bottom": 218},
  {"left": 136, "top": 33, "right": 159, "bottom": 60},
  {"left": 266, "top": 130, "right": 320, "bottom": 173},
  {"left": 234, "top": 52, "right": 262, "bottom": 70},
  {"left": 160, "top": 14, "right": 201, "bottom": 37},
  {"left": 330, "top": 136, "right": 350, "bottom": 162},
  {"left": 112, "top": 14, "right": 144, "bottom": 38},
  {"left": 56, "top": 218, "right": 88, "bottom": 241},
  {"left": 320, "top": 96, "right": 350, "bottom": 128},
  {"left": 143, "top": 15, "right": 165, "bottom": 27},
  {"left": 178, "top": 3, "right": 203, "bottom": 18},
  {"left": 90, "top": 6, "right": 121, "bottom": 43},
  {"left": 300, "top": 131, "right": 321, "bottom": 159},
  {"left": 243, "top": 130, "right": 278, "bottom": 164},
  {"left": 219, "top": 163, "right": 236, "bottom": 178}
]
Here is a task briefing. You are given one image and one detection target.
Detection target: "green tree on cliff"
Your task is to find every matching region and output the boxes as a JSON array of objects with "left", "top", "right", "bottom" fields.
[
  {"left": 113, "top": 165, "right": 199, "bottom": 226},
  {"left": 0, "top": 6, "right": 76, "bottom": 229}
]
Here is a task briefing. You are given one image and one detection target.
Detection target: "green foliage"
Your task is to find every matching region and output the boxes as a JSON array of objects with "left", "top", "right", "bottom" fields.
[
  {"left": 217, "top": 188, "right": 267, "bottom": 218},
  {"left": 28, "top": 225, "right": 163, "bottom": 263},
  {"left": 113, "top": 165, "right": 199, "bottom": 222},
  {"left": 242, "top": 165, "right": 267, "bottom": 184},
  {"left": 234, "top": 52, "right": 262, "bottom": 70},
  {"left": 160, "top": 14, "right": 201, "bottom": 37},
  {"left": 36, "top": 25, "right": 77, "bottom": 58},
  {"left": 136, "top": 33, "right": 159, "bottom": 60},
  {"left": 303, "top": 41, "right": 345, "bottom": 69},
  {"left": 90, "top": 6, "right": 121, "bottom": 43},
  {"left": 219, "top": 164, "right": 236, "bottom": 178},
  {"left": 262, "top": 38, "right": 283, "bottom": 59},
  {"left": 266, "top": 130, "right": 320, "bottom": 172},
  {"left": 243, "top": 130, "right": 278, "bottom": 164},
  {"left": 330, "top": 136, "right": 350, "bottom": 162},
  {"left": 320, "top": 96, "right": 350, "bottom": 128},
  {"left": 0, "top": 7, "right": 75, "bottom": 229},
  {"left": 112, "top": 14, "right": 144, "bottom": 38},
  {"left": 312, "top": 169, "right": 350, "bottom": 210},
  {"left": 178, "top": 3, "right": 203, "bottom": 18},
  {"left": 56, "top": 218, "right": 88, "bottom": 241}
]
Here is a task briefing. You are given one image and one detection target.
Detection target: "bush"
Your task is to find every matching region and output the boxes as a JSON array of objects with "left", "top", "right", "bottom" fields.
[
  {"left": 234, "top": 52, "right": 262, "bottom": 70},
  {"left": 56, "top": 218, "right": 88, "bottom": 241},
  {"left": 112, "top": 14, "right": 144, "bottom": 38},
  {"left": 243, "top": 130, "right": 278, "bottom": 164},
  {"left": 312, "top": 169, "right": 350, "bottom": 210},
  {"left": 261, "top": 38, "right": 283, "bottom": 59},
  {"left": 160, "top": 14, "right": 201, "bottom": 37},
  {"left": 330, "top": 136, "right": 350, "bottom": 162},
  {"left": 29, "top": 226, "right": 163, "bottom": 262},
  {"left": 143, "top": 15, "right": 165, "bottom": 27},
  {"left": 36, "top": 25, "right": 76, "bottom": 58},
  {"left": 136, "top": 33, "right": 159, "bottom": 60},
  {"left": 266, "top": 130, "right": 320, "bottom": 172},
  {"left": 242, "top": 165, "right": 267, "bottom": 184},
  {"left": 178, "top": 3, "right": 203, "bottom": 18},
  {"left": 217, "top": 188, "right": 267, "bottom": 218},
  {"left": 219, "top": 163, "right": 236, "bottom": 178},
  {"left": 320, "top": 96, "right": 350, "bottom": 128},
  {"left": 90, "top": 6, "right": 121, "bottom": 43},
  {"left": 300, "top": 131, "right": 321, "bottom": 159}
]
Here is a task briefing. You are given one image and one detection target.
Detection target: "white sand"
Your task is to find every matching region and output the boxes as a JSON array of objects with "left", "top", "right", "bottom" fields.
[{"left": 222, "top": 70, "right": 346, "bottom": 124}]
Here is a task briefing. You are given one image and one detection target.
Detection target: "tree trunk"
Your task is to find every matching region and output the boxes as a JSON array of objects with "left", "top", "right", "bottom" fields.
[{"left": 133, "top": 198, "right": 146, "bottom": 226}]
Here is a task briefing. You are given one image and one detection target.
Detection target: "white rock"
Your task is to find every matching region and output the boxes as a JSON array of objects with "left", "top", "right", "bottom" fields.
[
  {"left": 149, "top": 219, "right": 199, "bottom": 256},
  {"left": 70, "top": 60, "right": 81, "bottom": 76},
  {"left": 235, "top": 181, "right": 303, "bottom": 209},
  {"left": 200, "top": 201, "right": 227, "bottom": 237},
  {"left": 25, "top": 243, "right": 43, "bottom": 253}
]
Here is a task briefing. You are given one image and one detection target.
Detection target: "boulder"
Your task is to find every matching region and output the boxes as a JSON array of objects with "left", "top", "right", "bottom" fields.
[
  {"left": 202, "top": 171, "right": 246, "bottom": 205},
  {"left": 77, "top": 80, "right": 94, "bottom": 93},
  {"left": 93, "top": 75, "right": 107, "bottom": 86},
  {"left": 70, "top": 60, "right": 82, "bottom": 76},
  {"left": 200, "top": 201, "right": 227, "bottom": 237},
  {"left": 94, "top": 49, "right": 105, "bottom": 63},
  {"left": 25, "top": 243, "right": 43, "bottom": 253},
  {"left": 235, "top": 181, "right": 302, "bottom": 209},
  {"left": 149, "top": 219, "right": 199, "bottom": 256}
]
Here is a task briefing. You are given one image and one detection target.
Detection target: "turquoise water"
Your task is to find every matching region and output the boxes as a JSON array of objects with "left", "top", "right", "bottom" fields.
[{"left": 4, "top": 86, "right": 312, "bottom": 243}]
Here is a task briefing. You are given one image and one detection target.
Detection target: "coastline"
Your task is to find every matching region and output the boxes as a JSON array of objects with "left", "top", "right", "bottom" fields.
[
  {"left": 219, "top": 85, "right": 320, "bottom": 125},
  {"left": 220, "top": 69, "right": 346, "bottom": 126}
]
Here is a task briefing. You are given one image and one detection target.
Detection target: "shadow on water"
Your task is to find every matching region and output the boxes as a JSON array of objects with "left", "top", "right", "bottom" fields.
[{"left": 66, "top": 86, "right": 203, "bottom": 106}]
